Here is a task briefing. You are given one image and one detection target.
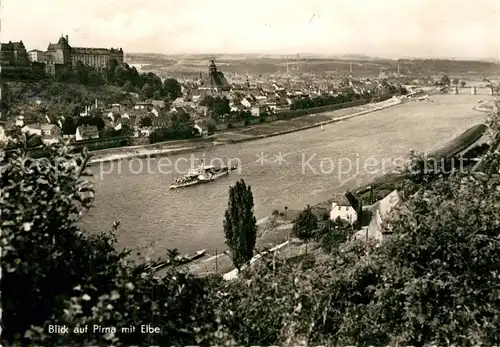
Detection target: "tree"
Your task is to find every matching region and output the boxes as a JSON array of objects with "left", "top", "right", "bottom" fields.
[
  {"left": 292, "top": 205, "right": 318, "bottom": 239},
  {"left": 75, "top": 61, "right": 89, "bottom": 85},
  {"left": 452, "top": 78, "right": 459, "bottom": 86},
  {"left": 88, "top": 71, "right": 104, "bottom": 86},
  {"left": 318, "top": 218, "right": 351, "bottom": 253},
  {"left": 141, "top": 83, "right": 154, "bottom": 99},
  {"left": 122, "top": 80, "right": 133, "bottom": 92},
  {"left": 106, "top": 59, "right": 119, "bottom": 83},
  {"left": 153, "top": 89, "right": 163, "bottom": 100},
  {"left": 139, "top": 115, "right": 153, "bottom": 128},
  {"left": 61, "top": 115, "right": 77, "bottom": 135},
  {"left": 161, "top": 98, "right": 172, "bottom": 111},
  {"left": 211, "top": 97, "right": 230, "bottom": 119},
  {"left": 440, "top": 74, "right": 451, "bottom": 86},
  {"left": 205, "top": 119, "right": 216, "bottom": 134},
  {"left": 163, "top": 78, "right": 182, "bottom": 100},
  {"left": 460, "top": 80, "right": 466, "bottom": 88},
  {"left": 223, "top": 179, "right": 257, "bottom": 271}
]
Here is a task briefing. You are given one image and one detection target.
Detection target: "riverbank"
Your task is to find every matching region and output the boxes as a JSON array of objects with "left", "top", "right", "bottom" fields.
[{"left": 88, "top": 97, "right": 403, "bottom": 166}]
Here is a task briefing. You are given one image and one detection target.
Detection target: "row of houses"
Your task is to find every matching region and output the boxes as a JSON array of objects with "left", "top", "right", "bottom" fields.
[{"left": 18, "top": 122, "right": 98, "bottom": 144}]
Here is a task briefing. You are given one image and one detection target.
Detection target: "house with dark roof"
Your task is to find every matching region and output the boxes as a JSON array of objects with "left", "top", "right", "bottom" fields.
[
  {"left": 330, "top": 191, "right": 362, "bottom": 225},
  {"left": 152, "top": 115, "right": 170, "bottom": 128}
]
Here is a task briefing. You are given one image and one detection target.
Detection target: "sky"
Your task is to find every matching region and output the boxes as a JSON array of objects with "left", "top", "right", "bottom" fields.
[{"left": 1, "top": 0, "right": 499, "bottom": 60}]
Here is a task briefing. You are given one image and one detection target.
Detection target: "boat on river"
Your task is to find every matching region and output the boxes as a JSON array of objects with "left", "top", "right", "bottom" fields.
[
  {"left": 175, "top": 249, "right": 207, "bottom": 264},
  {"left": 169, "top": 164, "right": 238, "bottom": 189}
]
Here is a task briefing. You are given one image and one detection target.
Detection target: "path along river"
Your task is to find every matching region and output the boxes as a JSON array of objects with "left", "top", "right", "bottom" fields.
[{"left": 83, "top": 94, "right": 494, "bottom": 257}]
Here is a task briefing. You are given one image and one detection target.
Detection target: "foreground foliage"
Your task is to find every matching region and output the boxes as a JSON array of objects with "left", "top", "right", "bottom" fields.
[
  {"left": 2, "top": 118, "right": 500, "bottom": 345},
  {"left": 1, "top": 132, "right": 221, "bottom": 346}
]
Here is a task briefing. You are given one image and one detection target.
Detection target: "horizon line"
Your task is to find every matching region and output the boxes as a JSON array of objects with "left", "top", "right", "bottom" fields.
[{"left": 124, "top": 52, "right": 499, "bottom": 63}]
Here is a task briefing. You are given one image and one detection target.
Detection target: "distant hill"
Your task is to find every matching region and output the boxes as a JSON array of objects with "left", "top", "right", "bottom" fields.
[
  {"left": 337, "top": 54, "right": 389, "bottom": 61},
  {"left": 125, "top": 53, "right": 499, "bottom": 79}
]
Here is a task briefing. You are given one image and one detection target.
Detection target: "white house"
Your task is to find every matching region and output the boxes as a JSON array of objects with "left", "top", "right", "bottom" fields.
[
  {"left": 251, "top": 105, "right": 267, "bottom": 117},
  {"left": 41, "top": 124, "right": 62, "bottom": 145},
  {"left": 21, "top": 123, "right": 43, "bottom": 136},
  {"left": 230, "top": 104, "right": 246, "bottom": 112},
  {"left": 75, "top": 125, "right": 99, "bottom": 141},
  {"left": 15, "top": 115, "right": 25, "bottom": 127},
  {"left": 330, "top": 194, "right": 357, "bottom": 224},
  {"left": 194, "top": 123, "right": 208, "bottom": 136},
  {"left": 139, "top": 128, "right": 152, "bottom": 137},
  {"left": 241, "top": 98, "right": 254, "bottom": 108}
]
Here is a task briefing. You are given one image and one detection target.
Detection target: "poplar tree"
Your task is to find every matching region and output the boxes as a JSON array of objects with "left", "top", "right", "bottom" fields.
[{"left": 223, "top": 179, "right": 257, "bottom": 271}]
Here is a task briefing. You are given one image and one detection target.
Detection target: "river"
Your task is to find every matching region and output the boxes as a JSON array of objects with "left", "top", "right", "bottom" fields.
[{"left": 82, "top": 94, "right": 492, "bottom": 257}]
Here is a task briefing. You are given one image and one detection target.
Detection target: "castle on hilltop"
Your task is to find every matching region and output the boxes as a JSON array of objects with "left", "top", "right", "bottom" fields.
[
  {"left": 0, "top": 34, "right": 124, "bottom": 76},
  {"left": 0, "top": 41, "right": 30, "bottom": 66},
  {"left": 41, "top": 35, "right": 124, "bottom": 75}
]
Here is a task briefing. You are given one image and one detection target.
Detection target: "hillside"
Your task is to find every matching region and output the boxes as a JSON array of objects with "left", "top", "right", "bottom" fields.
[{"left": 1, "top": 81, "right": 128, "bottom": 124}]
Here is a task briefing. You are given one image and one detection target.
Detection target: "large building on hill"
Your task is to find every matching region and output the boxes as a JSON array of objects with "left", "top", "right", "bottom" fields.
[
  {"left": 199, "top": 59, "right": 231, "bottom": 93},
  {"left": 0, "top": 41, "right": 30, "bottom": 66},
  {"left": 42, "top": 35, "right": 124, "bottom": 75}
]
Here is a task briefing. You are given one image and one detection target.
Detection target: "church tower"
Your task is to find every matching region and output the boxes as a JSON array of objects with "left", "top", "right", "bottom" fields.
[{"left": 199, "top": 58, "right": 231, "bottom": 93}]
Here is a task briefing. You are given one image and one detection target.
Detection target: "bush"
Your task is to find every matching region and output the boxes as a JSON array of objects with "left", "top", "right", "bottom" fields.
[
  {"left": 292, "top": 205, "right": 318, "bottom": 240},
  {"left": 1, "top": 131, "right": 221, "bottom": 346}
]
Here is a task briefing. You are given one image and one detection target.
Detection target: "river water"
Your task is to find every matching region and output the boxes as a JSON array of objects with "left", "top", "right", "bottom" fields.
[{"left": 82, "top": 94, "right": 492, "bottom": 257}]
